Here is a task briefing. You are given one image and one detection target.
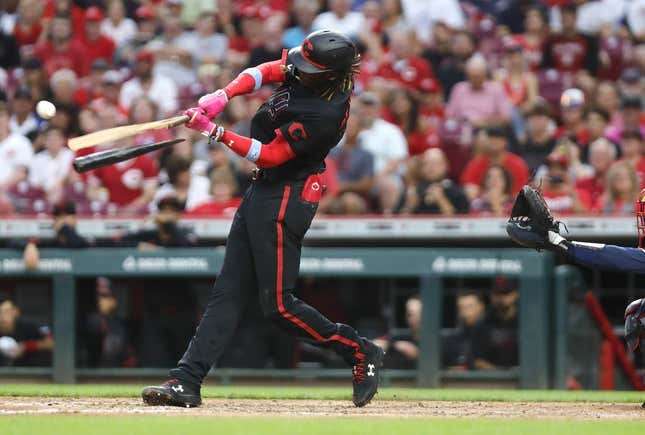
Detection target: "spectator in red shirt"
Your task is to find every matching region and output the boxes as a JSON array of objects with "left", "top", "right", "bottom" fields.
[
  {"left": 35, "top": 15, "right": 88, "bottom": 77},
  {"left": 539, "top": 151, "right": 591, "bottom": 215},
  {"left": 376, "top": 29, "right": 434, "bottom": 94},
  {"left": 619, "top": 130, "right": 645, "bottom": 188},
  {"left": 13, "top": 0, "right": 45, "bottom": 47},
  {"left": 541, "top": 4, "right": 598, "bottom": 75},
  {"left": 417, "top": 79, "right": 446, "bottom": 137},
  {"left": 87, "top": 139, "right": 158, "bottom": 214},
  {"left": 575, "top": 138, "right": 617, "bottom": 211},
  {"left": 461, "top": 126, "right": 529, "bottom": 200},
  {"left": 79, "top": 7, "right": 116, "bottom": 67},
  {"left": 599, "top": 161, "right": 639, "bottom": 214},
  {"left": 43, "top": 0, "right": 86, "bottom": 39},
  {"left": 469, "top": 165, "right": 514, "bottom": 217},
  {"left": 384, "top": 88, "right": 440, "bottom": 156}
]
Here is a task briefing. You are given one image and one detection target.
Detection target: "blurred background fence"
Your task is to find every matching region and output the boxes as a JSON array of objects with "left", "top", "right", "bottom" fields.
[{"left": 0, "top": 245, "right": 555, "bottom": 387}]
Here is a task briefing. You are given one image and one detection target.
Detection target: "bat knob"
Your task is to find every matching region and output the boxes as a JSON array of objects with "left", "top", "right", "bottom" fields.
[{"left": 73, "top": 159, "right": 84, "bottom": 173}]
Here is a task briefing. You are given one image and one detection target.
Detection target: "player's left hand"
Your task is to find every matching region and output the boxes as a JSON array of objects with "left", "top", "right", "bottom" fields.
[
  {"left": 506, "top": 185, "right": 564, "bottom": 250},
  {"left": 183, "top": 107, "right": 219, "bottom": 137},
  {"left": 198, "top": 89, "right": 228, "bottom": 119}
]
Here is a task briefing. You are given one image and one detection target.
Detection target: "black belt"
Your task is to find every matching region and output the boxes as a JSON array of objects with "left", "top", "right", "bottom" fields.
[{"left": 251, "top": 168, "right": 322, "bottom": 183}]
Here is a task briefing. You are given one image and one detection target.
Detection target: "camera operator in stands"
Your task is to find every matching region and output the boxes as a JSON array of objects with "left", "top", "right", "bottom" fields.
[
  {"left": 398, "top": 148, "right": 469, "bottom": 215},
  {"left": 118, "top": 195, "right": 197, "bottom": 249},
  {"left": 18, "top": 201, "right": 90, "bottom": 270},
  {"left": 0, "top": 295, "right": 53, "bottom": 366}
]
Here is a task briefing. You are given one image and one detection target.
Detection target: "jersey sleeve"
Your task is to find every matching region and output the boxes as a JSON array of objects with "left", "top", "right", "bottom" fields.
[
  {"left": 224, "top": 49, "right": 288, "bottom": 98},
  {"left": 569, "top": 242, "right": 645, "bottom": 273}
]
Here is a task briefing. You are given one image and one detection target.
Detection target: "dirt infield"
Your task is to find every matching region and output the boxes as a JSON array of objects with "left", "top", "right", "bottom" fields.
[{"left": 1, "top": 397, "right": 645, "bottom": 419}]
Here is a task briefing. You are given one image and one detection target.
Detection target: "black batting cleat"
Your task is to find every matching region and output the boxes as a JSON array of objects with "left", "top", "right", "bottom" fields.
[
  {"left": 352, "top": 340, "right": 385, "bottom": 407},
  {"left": 142, "top": 378, "right": 202, "bottom": 408}
]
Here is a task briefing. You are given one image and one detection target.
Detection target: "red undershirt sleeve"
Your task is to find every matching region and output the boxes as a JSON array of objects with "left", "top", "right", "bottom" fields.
[
  {"left": 218, "top": 129, "right": 296, "bottom": 169},
  {"left": 223, "top": 49, "right": 288, "bottom": 99}
]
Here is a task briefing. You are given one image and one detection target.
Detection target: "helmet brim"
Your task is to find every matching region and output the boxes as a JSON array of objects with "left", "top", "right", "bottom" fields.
[{"left": 287, "top": 46, "right": 330, "bottom": 75}]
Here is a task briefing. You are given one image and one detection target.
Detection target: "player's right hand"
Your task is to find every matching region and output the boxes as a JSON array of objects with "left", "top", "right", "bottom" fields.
[
  {"left": 198, "top": 89, "right": 228, "bottom": 119},
  {"left": 184, "top": 107, "right": 218, "bottom": 138}
]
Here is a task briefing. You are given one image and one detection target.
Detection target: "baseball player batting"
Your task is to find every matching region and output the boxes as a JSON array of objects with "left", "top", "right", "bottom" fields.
[
  {"left": 507, "top": 186, "right": 645, "bottom": 363},
  {"left": 142, "top": 30, "right": 384, "bottom": 408}
]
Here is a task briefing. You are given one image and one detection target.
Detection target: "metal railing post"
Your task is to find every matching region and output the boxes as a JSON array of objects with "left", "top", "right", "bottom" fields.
[
  {"left": 52, "top": 274, "right": 76, "bottom": 383},
  {"left": 417, "top": 274, "right": 441, "bottom": 388}
]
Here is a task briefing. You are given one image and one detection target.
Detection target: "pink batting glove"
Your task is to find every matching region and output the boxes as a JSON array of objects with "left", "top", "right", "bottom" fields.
[
  {"left": 183, "top": 107, "right": 218, "bottom": 137},
  {"left": 198, "top": 89, "right": 229, "bottom": 119}
]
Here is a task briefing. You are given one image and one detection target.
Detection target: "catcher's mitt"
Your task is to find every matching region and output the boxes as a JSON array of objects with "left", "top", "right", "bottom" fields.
[{"left": 506, "top": 185, "right": 561, "bottom": 250}]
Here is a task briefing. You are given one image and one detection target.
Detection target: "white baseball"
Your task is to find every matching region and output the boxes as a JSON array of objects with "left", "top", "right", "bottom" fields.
[
  {"left": 0, "top": 336, "right": 20, "bottom": 358},
  {"left": 36, "top": 100, "right": 56, "bottom": 119}
]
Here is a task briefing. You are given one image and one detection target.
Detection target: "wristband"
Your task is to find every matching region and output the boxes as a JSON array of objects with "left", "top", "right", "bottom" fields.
[
  {"left": 208, "top": 126, "right": 225, "bottom": 144},
  {"left": 23, "top": 340, "right": 38, "bottom": 353}
]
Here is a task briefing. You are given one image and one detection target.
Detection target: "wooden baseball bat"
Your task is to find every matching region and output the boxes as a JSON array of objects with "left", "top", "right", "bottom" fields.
[
  {"left": 73, "top": 138, "right": 185, "bottom": 173},
  {"left": 67, "top": 115, "right": 189, "bottom": 151}
]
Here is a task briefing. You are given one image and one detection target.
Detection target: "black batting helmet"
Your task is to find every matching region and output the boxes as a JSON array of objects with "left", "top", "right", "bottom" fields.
[
  {"left": 625, "top": 298, "right": 645, "bottom": 352},
  {"left": 287, "top": 30, "right": 357, "bottom": 75}
]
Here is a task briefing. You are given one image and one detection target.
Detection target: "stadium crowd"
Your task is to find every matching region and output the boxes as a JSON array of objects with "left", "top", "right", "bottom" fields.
[{"left": 0, "top": 0, "right": 643, "bottom": 219}]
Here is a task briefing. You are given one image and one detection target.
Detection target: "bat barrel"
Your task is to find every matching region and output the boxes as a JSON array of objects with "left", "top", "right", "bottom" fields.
[{"left": 73, "top": 138, "right": 185, "bottom": 173}]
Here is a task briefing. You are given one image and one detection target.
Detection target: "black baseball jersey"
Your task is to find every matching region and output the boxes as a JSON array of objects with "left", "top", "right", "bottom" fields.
[{"left": 250, "top": 77, "right": 350, "bottom": 181}]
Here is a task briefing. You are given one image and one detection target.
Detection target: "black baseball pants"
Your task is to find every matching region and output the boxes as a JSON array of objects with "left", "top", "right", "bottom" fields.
[{"left": 171, "top": 177, "right": 365, "bottom": 386}]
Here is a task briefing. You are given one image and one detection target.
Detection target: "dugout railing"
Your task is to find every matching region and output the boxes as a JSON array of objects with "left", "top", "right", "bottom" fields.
[{"left": 0, "top": 248, "right": 553, "bottom": 388}]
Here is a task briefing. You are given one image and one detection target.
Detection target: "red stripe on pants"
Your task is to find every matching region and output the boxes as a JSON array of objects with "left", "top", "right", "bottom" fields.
[{"left": 275, "top": 186, "right": 361, "bottom": 355}]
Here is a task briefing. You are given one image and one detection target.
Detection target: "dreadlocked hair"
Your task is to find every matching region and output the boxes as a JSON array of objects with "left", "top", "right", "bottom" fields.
[{"left": 320, "top": 53, "right": 361, "bottom": 100}]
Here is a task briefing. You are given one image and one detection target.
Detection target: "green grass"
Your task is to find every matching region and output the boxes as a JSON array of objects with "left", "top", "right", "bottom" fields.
[
  {"left": 0, "top": 384, "right": 643, "bottom": 403},
  {"left": 2, "top": 385, "right": 643, "bottom": 434},
  {"left": 2, "top": 416, "right": 643, "bottom": 435}
]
